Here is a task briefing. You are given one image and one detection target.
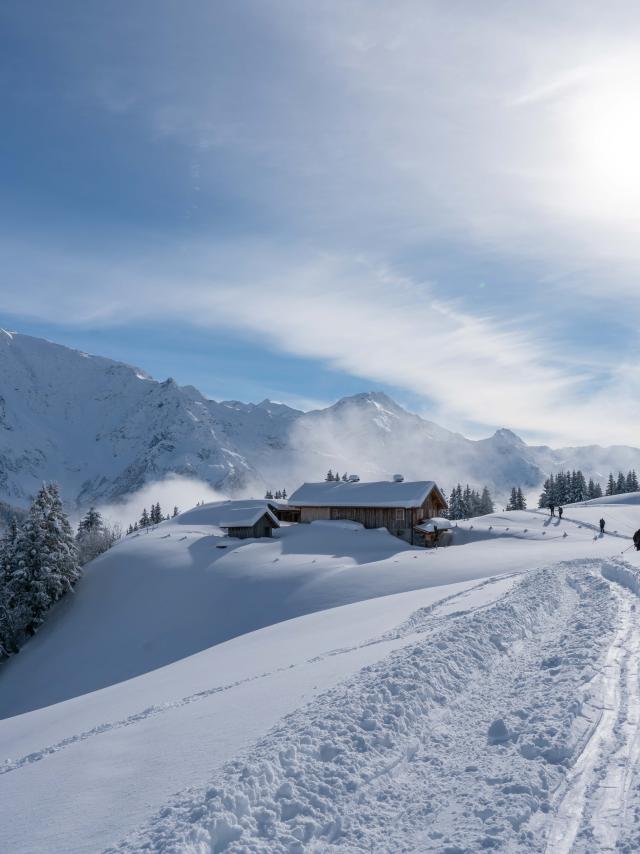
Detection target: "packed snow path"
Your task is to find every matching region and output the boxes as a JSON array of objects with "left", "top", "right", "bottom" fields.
[{"left": 110, "top": 558, "right": 640, "bottom": 853}]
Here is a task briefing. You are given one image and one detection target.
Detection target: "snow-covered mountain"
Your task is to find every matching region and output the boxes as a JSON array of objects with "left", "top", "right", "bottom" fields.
[{"left": 2, "top": 328, "right": 640, "bottom": 508}]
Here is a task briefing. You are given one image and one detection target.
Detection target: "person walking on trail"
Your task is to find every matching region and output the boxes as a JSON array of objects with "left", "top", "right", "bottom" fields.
[
  {"left": 558, "top": 506, "right": 563, "bottom": 520},
  {"left": 633, "top": 528, "right": 640, "bottom": 551},
  {"left": 549, "top": 503, "right": 555, "bottom": 517},
  {"left": 600, "top": 518, "right": 606, "bottom": 535}
]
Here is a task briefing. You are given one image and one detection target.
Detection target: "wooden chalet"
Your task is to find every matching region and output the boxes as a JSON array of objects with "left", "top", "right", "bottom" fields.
[{"left": 288, "top": 478, "right": 448, "bottom": 543}]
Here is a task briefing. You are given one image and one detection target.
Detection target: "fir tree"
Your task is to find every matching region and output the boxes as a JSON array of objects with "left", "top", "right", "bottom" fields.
[
  {"left": 3, "top": 484, "right": 80, "bottom": 646},
  {"left": 506, "top": 487, "right": 518, "bottom": 511},
  {"left": 478, "top": 486, "right": 495, "bottom": 516},
  {"left": 516, "top": 487, "right": 526, "bottom": 510},
  {"left": 173, "top": 505, "right": 179, "bottom": 517},
  {"left": 139, "top": 507, "right": 150, "bottom": 528},
  {"left": 78, "top": 506, "right": 103, "bottom": 535},
  {"left": 616, "top": 471, "right": 626, "bottom": 495},
  {"left": 325, "top": 469, "right": 334, "bottom": 482},
  {"left": 281, "top": 488, "right": 287, "bottom": 500},
  {"left": 606, "top": 473, "right": 616, "bottom": 496}
]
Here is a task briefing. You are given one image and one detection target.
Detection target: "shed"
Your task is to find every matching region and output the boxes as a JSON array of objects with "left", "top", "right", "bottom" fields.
[
  {"left": 414, "top": 516, "right": 452, "bottom": 547},
  {"left": 288, "top": 479, "right": 448, "bottom": 543},
  {"left": 213, "top": 504, "right": 280, "bottom": 539}
]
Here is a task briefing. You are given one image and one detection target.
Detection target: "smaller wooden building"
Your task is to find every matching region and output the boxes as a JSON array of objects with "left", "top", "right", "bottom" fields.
[
  {"left": 414, "top": 516, "right": 453, "bottom": 547},
  {"left": 214, "top": 504, "right": 280, "bottom": 539},
  {"left": 288, "top": 479, "right": 448, "bottom": 543}
]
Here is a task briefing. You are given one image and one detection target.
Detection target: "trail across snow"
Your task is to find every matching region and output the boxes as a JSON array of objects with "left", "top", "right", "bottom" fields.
[{"left": 111, "top": 558, "right": 640, "bottom": 853}]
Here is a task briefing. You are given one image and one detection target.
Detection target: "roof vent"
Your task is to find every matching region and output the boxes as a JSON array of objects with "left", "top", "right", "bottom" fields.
[
  {"left": 393, "top": 474, "right": 404, "bottom": 482},
  {"left": 348, "top": 474, "right": 360, "bottom": 482}
]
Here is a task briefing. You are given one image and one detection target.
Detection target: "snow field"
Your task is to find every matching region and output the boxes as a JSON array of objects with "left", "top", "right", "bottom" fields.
[{"left": 110, "top": 560, "right": 620, "bottom": 853}]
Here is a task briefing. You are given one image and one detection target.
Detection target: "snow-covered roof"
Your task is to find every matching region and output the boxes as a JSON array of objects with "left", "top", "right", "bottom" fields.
[
  {"left": 289, "top": 480, "right": 444, "bottom": 509},
  {"left": 415, "top": 517, "right": 452, "bottom": 533},
  {"left": 207, "top": 502, "right": 280, "bottom": 529}
]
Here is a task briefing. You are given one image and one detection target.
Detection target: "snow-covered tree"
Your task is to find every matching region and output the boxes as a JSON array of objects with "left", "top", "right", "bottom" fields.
[
  {"left": 1, "top": 484, "right": 80, "bottom": 654},
  {"left": 172, "top": 505, "right": 179, "bottom": 517},
  {"left": 139, "top": 507, "right": 150, "bottom": 528},
  {"left": 478, "top": 486, "right": 495, "bottom": 516},
  {"left": 325, "top": 469, "right": 335, "bottom": 482}
]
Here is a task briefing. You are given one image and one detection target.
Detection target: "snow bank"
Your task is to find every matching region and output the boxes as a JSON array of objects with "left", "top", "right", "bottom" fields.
[{"left": 601, "top": 558, "right": 640, "bottom": 596}]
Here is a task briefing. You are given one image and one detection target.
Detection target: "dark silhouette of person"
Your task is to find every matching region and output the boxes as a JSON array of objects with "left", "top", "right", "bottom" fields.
[
  {"left": 558, "top": 506, "right": 563, "bottom": 520},
  {"left": 600, "top": 518, "right": 606, "bottom": 535},
  {"left": 549, "top": 503, "right": 555, "bottom": 517},
  {"left": 633, "top": 529, "right": 640, "bottom": 551}
]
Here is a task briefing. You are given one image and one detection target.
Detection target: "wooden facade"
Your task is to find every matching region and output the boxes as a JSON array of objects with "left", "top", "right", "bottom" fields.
[
  {"left": 225, "top": 513, "right": 278, "bottom": 539},
  {"left": 297, "top": 491, "right": 446, "bottom": 543}
]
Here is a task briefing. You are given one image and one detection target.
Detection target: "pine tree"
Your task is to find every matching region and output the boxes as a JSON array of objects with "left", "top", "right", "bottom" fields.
[
  {"left": 78, "top": 506, "right": 103, "bottom": 535},
  {"left": 516, "top": 487, "right": 526, "bottom": 510},
  {"left": 173, "top": 505, "right": 179, "bottom": 517},
  {"left": 3, "top": 484, "right": 80, "bottom": 645},
  {"left": 447, "top": 484, "right": 464, "bottom": 520},
  {"left": 325, "top": 469, "right": 334, "bottom": 482},
  {"left": 281, "top": 488, "right": 287, "bottom": 500},
  {"left": 538, "top": 477, "right": 552, "bottom": 509},
  {"left": 506, "top": 487, "right": 518, "bottom": 511},
  {"left": 627, "top": 470, "right": 639, "bottom": 493},
  {"left": 139, "top": 507, "right": 150, "bottom": 528},
  {"left": 341, "top": 472, "right": 348, "bottom": 481},
  {"left": 606, "top": 473, "right": 616, "bottom": 496},
  {"left": 478, "top": 486, "right": 494, "bottom": 516},
  {"left": 593, "top": 482, "right": 603, "bottom": 499},
  {"left": 616, "top": 471, "right": 626, "bottom": 495}
]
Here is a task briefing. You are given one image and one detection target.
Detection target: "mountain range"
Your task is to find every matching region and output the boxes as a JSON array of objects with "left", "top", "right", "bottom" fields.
[{"left": 2, "top": 328, "right": 640, "bottom": 510}]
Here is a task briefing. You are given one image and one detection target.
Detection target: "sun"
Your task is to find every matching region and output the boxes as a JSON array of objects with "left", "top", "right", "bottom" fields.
[{"left": 566, "top": 60, "right": 640, "bottom": 219}]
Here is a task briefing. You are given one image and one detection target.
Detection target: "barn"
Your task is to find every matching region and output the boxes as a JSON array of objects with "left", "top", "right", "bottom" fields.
[{"left": 288, "top": 478, "right": 448, "bottom": 543}]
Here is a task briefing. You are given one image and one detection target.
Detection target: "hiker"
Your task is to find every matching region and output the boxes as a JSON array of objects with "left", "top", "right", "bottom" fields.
[
  {"left": 558, "top": 506, "right": 563, "bottom": 520},
  {"left": 634, "top": 529, "right": 640, "bottom": 551},
  {"left": 600, "top": 518, "right": 606, "bottom": 535},
  {"left": 549, "top": 503, "right": 555, "bottom": 517}
]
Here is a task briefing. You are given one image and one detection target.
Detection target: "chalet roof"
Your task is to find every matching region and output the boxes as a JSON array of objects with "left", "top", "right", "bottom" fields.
[
  {"left": 211, "top": 503, "right": 280, "bottom": 529},
  {"left": 415, "top": 516, "right": 452, "bottom": 533},
  {"left": 289, "top": 480, "right": 445, "bottom": 509}
]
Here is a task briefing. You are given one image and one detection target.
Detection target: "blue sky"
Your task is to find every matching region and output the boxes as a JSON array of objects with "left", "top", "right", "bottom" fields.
[{"left": 2, "top": 1, "right": 640, "bottom": 445}]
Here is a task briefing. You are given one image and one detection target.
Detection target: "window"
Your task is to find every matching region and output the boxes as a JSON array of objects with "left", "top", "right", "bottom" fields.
[{"left": 395, "top": 508, "right": 405, "bottom": 521}]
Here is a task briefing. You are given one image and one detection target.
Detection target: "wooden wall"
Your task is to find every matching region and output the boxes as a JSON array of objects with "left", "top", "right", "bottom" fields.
[{"left": 297, "top": 490, "right": 447, "bottom": 542}]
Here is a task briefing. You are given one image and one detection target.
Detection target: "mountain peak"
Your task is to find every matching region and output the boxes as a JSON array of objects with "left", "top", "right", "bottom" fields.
[
  {"left": 492, "top": 428, "right": 526, "bottom": 445},
  {"left": 332, "top": 391, "right": 406, "bottom": 413}
]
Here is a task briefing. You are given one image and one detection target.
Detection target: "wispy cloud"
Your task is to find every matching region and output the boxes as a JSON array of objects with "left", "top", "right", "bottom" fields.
[{"left": 3, "top": 2, "right": 640, "bottom": 446}]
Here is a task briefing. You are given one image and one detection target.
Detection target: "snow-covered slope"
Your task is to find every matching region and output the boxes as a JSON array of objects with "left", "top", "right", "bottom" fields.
[
  {"left": 3, "top": 500, "right": 640, "bottom": 852},
  {"left": 2, "top": 329, "right": 640, "bottom": 508}
]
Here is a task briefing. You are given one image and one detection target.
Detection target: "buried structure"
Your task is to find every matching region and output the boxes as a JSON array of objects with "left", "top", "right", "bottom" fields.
[
  {"left": 288, "top": 477, "right": 448, "bottom": 544},
  {"left": 212, "top": 503, "right": 281, "bottom": 539}
]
